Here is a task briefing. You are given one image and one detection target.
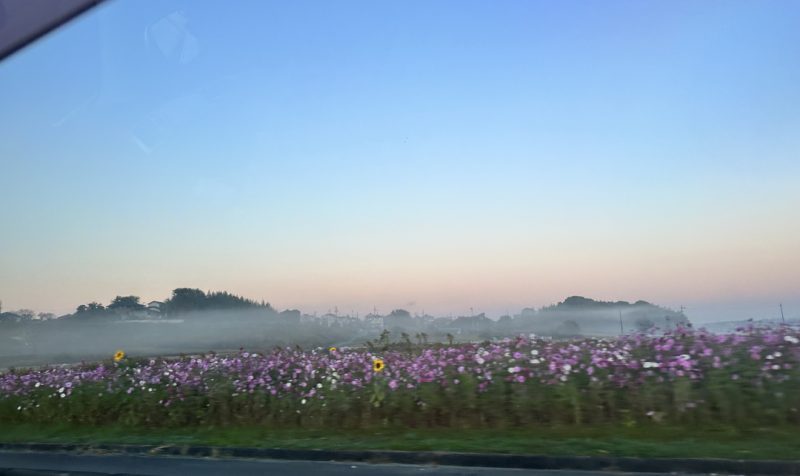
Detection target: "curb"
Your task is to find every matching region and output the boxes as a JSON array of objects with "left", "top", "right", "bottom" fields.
[{"left": 1, "top": 443, "right": 799, "bottom": 475}]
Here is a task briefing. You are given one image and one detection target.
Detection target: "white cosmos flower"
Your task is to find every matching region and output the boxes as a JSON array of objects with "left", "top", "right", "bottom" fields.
[{"left": 784, "top": 335, "right": 799, "bottom": 344}]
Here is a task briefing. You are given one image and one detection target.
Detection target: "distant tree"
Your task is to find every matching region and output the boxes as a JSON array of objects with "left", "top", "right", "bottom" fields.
[
  {"left": 37, "top": 312, "right": 56, "bottom": 321},
  {"left": 76, "top": 302, "right": 105, "bottom": 314},
  {"left": 164, "top": 288, "right": 207, "bottom": 314},
  {"left": 164, "top": 288, "right": 271, "bottom": 315},
  {"left": 379, "top": 329, "right": 390, "bottom": 345},
  {"left": 497, "top": 315, "right": 513, "bottom": 332},
  {"left": 384, "top": 309, "right": 414, "bottom": 331},
  {"left": 206, "top": 291, "right": 271, "bottom": 310},
  {"left": 108, "top": 296, "right": 145, "bottom": 311},
  {"left": 519, "top": 308, "right": 537, "bottom": 318},
  {"left": 15, "top": 309, "right": 35, "bottom": 320}
]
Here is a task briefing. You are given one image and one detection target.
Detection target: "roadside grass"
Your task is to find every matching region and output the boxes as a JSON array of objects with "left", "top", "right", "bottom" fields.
[{"left": 0, "top": 423, "right": 798, "bottom": 460}]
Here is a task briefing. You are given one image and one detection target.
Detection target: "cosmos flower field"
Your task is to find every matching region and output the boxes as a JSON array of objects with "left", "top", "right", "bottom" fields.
[{"left": 1, "top": 326, "right": 799, "bottom": 429}]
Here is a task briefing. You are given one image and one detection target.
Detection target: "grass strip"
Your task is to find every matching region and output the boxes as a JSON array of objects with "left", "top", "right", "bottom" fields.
[{"left": 0, "top": 424, "right": 798, "bottom": 460}]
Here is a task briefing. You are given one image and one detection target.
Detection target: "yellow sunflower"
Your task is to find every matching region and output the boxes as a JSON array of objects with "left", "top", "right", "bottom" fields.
[
  {"left": 373, "top": 358, "right": 385, "bottom": 372},
  {"left": 113, "top": 350, "right": 125, "bottom": 362}
]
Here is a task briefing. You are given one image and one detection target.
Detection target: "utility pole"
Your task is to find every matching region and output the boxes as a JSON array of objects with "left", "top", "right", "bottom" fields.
[
  {"left": 619, "top": 310, "right": 624, "bottom": 335},
  {"left": 780, "top": 303, "right": 785, "bottom": 323}
]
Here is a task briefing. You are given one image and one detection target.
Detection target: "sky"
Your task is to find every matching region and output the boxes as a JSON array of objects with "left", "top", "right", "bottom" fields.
[{"left": 0, "top": 0, "right": 798, "bottom": 322}]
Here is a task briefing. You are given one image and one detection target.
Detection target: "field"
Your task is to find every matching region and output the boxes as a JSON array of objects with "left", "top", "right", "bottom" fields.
[{"left": 1, "top": 326, "right": 799, "bottom": 458}]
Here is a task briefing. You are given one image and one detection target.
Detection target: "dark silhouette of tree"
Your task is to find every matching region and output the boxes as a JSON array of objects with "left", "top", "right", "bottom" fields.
[
  {"left": 384, "top": 309, "right": 414, "bottom": 331},
  {"left": 205, "top": 291, "right": 271, "bottom": 310},
  {"left": 108, "top": 296, "right": 145, "bottom": 311},
  {"left": 76, "top": 302, "right": 105, "bottom": 313},
  {"left": 164, "top": 288, "right": 273, "bottom": 315},
  {"left": 15, "top": 309, "right": 35, "bottom": 320},
  {"left": 164, "top": 288, "right": 207, "bottom": 314}
]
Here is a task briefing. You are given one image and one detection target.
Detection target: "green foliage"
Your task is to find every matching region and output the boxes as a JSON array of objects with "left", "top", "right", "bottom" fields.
[{"left": 1, "top": 423, "right": 800, "bottom": 460}]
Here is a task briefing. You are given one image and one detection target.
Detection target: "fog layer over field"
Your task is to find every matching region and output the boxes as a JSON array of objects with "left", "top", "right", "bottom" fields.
[{"left": 0, "top": 294, "right": 699, "bottom": 369}]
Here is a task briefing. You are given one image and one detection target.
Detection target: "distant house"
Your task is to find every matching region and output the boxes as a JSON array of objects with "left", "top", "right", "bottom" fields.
[
  {"left": 319, "top": 313, "right": 337, "bottom": 327},
  {"left": 334, "top": 314, "right": 359, "bottom": 327},
  {"left": 279, "top": 309, "right": 302, "bottom": 323},
  {"left": 0, "top": 312, "right": 23, "bottom": 323},
  {"left": 146, "top": 301, "right": 164, "bottom": 318},
  {"left": 453, "top": 313, "right": 491, "bottom": 335},
  {"left": 300, "top": 313, "right": 318, "bottom": 324},
  {"left": 417, "top": 314, "right": 436, "bottom": 327},
  {"left": 364, "top": 313, "right": 385, "bottom": 330}
]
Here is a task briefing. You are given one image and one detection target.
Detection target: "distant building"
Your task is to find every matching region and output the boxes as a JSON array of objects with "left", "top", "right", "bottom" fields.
[
  {"left": 279, "top": 309, "right": 302, "bottom": 323},
  {"left": 364, "top": 313, "right": 385, "bottom": 330},
  {"left": 417, "top": 314, "right": 436, "bottom": 327},
  {"left": 300, "top": 313, "right": 318, "bottom": 324},
  {"left": 146, "top": 301, "right": 164, "bottom": 318}
]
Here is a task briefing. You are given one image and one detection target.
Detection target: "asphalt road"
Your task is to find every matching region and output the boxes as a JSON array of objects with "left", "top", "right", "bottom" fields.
[{"left": 0, "top": 451, "right": 693, "bottom": 476}]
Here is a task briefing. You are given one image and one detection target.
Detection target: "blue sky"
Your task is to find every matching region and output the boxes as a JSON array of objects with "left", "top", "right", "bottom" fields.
[{"left": 1, "top": 0, "right": 798, "bottom": 321}]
